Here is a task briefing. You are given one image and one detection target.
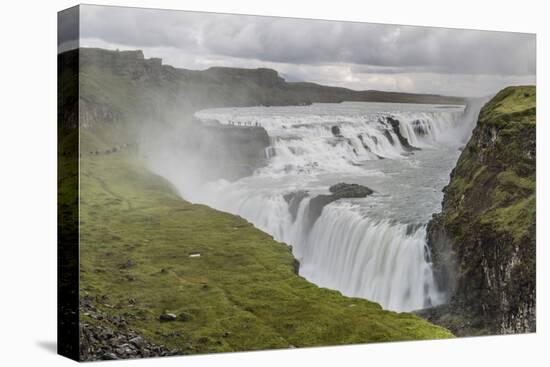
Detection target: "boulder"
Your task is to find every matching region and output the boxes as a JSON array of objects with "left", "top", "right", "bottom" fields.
[
  {"left": 159, "top": 313, "right": 177, "bottom": 322},
  {"left": 329, "top": 183, "right": 374, "bottom": 197},
  {"left": 308, "top": 183, "right": 374, "bottom": 224},
  {"left": 129, "top": 336, "right": 144, "bottom": 348},
  {"left": 101, "top": 352, "right": 119, "bottom": 360}
]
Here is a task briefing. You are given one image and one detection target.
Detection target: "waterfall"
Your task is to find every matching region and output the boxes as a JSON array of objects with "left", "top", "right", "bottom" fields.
[
  {"left": 295, "top": 203, "right": 441, "bottom": 311},
  {"left": 192, "top": 183, "right": 443, "bottom": 312},
  {"left": 196, "top": 103, "right": 465, "bottom": 177},
  {"left": 153, "top": 102, "right": 476, "bottom": 313}
]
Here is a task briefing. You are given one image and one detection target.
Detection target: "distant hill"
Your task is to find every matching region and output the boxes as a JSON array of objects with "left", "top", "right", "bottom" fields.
[
  {"left": 61, "top": 48, "right": 465, "bottom": 124},
  {"left": 58, "top": 48, "right": 465, "bottom": 151}
]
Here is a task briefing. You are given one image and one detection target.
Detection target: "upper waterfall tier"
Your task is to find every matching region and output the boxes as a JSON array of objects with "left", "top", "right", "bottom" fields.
[{"left": 196, "top": 102, "right": 466, "bottom": 177}]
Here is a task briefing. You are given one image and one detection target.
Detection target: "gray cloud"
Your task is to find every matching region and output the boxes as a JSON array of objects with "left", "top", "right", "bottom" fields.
[{"left": 78, "top": 4, "right": 536, "bottom": 96}]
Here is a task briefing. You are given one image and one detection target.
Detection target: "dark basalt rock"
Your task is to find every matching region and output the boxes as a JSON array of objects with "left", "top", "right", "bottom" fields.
[
  {"left": 329, "top": 182, "right": 374, "bottom": 197},
  {"left": 331, "top": 125, "right": 342, "bottom": 137},
  {"left": 159, "top": 313, "right": 177, "bottom": 322},
  {"left": 357, "top": 134, "right": 371, "bottom": 152},
  {"left": 188, "top": 118, "right": 271, "bottom": 181},
  {"left": 383, "top": 130, "right": 395, "bottom": 145},
  {"left": 79, "top": 296, "right": 182, "bottom": 361},
  {"left": 385, "top": 117, "right": 420, "bottom": 151},
  {"left": 411, "top": 119, "right": 429, "bottom": 137},
  {"left": 308, "top": 183, "right": 374, "bottom": 224},
  {"left": 283, "top": 190, "right": 309, "bottom": 221},
  {"left": 423, "top": 87, "right": 536, "bottom": 336}
]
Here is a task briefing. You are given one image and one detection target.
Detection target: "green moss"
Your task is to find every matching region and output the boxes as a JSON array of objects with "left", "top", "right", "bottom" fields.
[
  {"left": 72, "top": 153, "right": 453, "bottom": 354},
  {"left": 479, "top": 86, "right": 536, "bottom": 126},
  {"left": 441, "top": 85, "right": 535, "bottom": 237},
  {"left": 481, "top": 195, "right": 535, "bottom": 242}
]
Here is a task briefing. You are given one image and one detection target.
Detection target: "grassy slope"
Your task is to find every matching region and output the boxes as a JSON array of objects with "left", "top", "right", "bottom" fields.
[{"left": 73, "top": 152, "right": 453, "bottom": 354}]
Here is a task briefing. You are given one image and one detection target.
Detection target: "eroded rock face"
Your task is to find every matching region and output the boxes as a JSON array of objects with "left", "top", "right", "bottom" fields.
[
  {"left": 188, "top": 119, "right": 271, "bottom": 181},
  {"left": 385, "top": 117, "right": 420, "bottom": 151},
  {"left": 283, "top": 190, "right": 309, "bottom": 221},
  {"left": 424, "top": 86, "right": 536, "bottom": 336}
]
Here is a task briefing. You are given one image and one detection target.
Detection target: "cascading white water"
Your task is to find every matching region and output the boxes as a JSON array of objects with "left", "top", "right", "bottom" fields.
[
  {"left": 297, "top": 203, "right": 440, "bottom": 311},
  {"left": 196, "top": 103, "right": 466, "bottom": 177},
  {"left": 152, "top": 102, "right": 477, "bottom": 313}
]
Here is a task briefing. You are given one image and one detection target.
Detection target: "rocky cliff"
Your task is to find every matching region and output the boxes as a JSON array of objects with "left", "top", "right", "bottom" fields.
[
  {"left": 420, "top": 86, "right": 536, "bottom": 335},
  {"left": 184, "top": 119, "right": 271, "bottom": 181}
]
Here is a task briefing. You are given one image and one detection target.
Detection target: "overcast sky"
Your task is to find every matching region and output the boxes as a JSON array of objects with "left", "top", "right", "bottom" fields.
[{"left": 62, "top": 4, "right": 536, "bottom": 97}]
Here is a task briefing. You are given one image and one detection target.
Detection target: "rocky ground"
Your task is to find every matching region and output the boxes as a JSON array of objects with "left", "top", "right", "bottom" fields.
[{"left": 79, "top": 294, "right": 183, "bottom": 361}]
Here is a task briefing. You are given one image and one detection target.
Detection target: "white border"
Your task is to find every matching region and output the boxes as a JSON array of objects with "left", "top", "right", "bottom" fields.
[{"left": 0, "top": 1, "right": 547, "bottom": 366}]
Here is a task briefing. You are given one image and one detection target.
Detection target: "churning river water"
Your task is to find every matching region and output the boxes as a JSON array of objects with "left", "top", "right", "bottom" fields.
[{"left": 165, "top": 101, "right": 478, "bottom": 312}]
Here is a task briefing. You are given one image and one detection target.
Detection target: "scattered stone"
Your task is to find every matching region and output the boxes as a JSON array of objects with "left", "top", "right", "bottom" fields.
[
  {"left": 189, "top": 253, "right": 201, "bottom": 258},
  {"left": 119, "top": 259, "right": 136, "bottom": 269},
  {"left": 159, "top": 313, "right": 177, "bottom": 322},
  {"left": 331, "top": 125, "right": 342, "bottom": 137},
  {"left": 102, "top": 328, "right": 114, "bottom": 339},
  {"left": 129, "top": 336, "right": 144, "bottom": 348},
  {"left": 101, "top": 352, "right": 119, "bottom": 360},
  {"left": 80, "top": 298, "right": 182, "bottom": 361}
]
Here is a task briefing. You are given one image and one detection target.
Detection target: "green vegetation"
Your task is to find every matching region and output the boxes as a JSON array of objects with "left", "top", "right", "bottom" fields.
[
  {"left": 58, "top": 47, "right": 459, "bottom": 357},
  {"left": 426, "top": 85, "right": 536, "bottom": 335},
  {"left": 442, "top": 86, "right": 535, "bottom": 243},
  {"left": 479, "top": 86, "right": 536, "bottom": 126},
  {"left": 68, "top": 152, "right": 453, "bottom": 354}
]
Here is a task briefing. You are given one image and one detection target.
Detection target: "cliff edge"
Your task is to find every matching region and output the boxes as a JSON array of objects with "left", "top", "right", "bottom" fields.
[{"left": 420, "top": 86, "right": 536, "bottom": 335}]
